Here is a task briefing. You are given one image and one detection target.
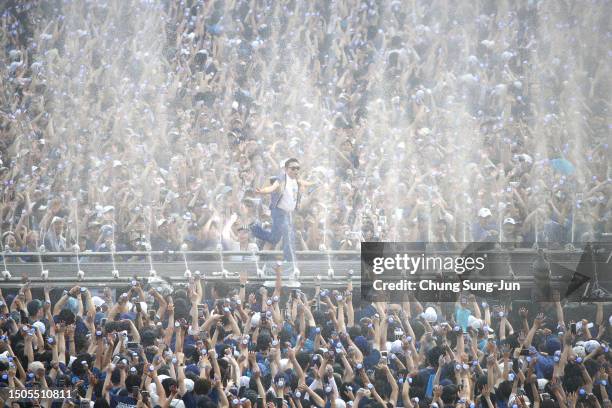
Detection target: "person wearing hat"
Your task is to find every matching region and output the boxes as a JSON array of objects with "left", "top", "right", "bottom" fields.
[
  {"left": 471, "top": 208, "right": 499, "bottom": 242},
  {"left": 95, "top": 224, "right": 116, "bottom": 252},
  {"left": 2, "top": 231, "right": 18, "bottom": 252},
  {"left": 151, "top": 218, "right": 177, "bottom": 252},
  {"left": 250, "top": 158, "right": 316, "bottom": 262},
  {"left": 501, "top": 217, "right": 523, "bottom": 245}
]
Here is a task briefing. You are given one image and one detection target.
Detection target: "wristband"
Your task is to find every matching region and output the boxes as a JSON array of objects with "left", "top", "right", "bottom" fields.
[{"left": 240, "top": 284, "right": 246, "bottom": 288}]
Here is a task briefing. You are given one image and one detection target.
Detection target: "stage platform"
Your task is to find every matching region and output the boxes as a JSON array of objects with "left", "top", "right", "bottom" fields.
[{"left": 0, "top": 248, "right": 607, "bottom": 291}]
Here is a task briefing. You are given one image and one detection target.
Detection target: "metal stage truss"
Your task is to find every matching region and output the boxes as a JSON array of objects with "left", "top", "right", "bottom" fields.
[{"left": 0, "top": 248, "right": 608, "bottom": 291}]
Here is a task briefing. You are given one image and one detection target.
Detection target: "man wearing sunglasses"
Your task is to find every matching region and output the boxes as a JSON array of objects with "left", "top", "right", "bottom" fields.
[{"left": 251, "top": 158, "right": 313, "bottom": 263}]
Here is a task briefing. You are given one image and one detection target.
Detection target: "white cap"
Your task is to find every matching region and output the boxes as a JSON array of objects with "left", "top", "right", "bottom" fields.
[
  {"left": 32, "top": 321, "right": 46, "bottom": 335},
  {"left": 423, "top": 307, "right": 437, "bottom": 323},
  {"left": 28, "top": 361, "right": 45, "bottom": 372},
  {"left": 468, "top": 315, "right": 482, "bottom": 330},
  {"left": 51, "top": 216, "right": 64, "bottom": 224},
  {"left": 584, "top": 340, "right": 600, "bottom": 354},
  {"left": 390, "top": 340, "right": 403, "bottom": 354},
  {"left": 184, "top": 378, "right": 194, "bottom": 392},
  {"left": 240, "top": 376, "right": 251, "bottom": 388},
  {"left": 573, "top": 345, "right": 586, "bottom": 358},
  {"left": 478, "top": 208, "right": 492, "bottom": 218},
  {"left": 250, "top": 312, "right": 261, "bottom": 327},
  {"left": 509, "top": 393, "right": 530, "bottom": 407},
  {"left": 335, "top": 399, "right": 347, "bottom": 408},
  {"left": 92, "top": 296, "right": 105, "bottom": 307},
  {"left": 537, "top": 379, "right": 549, "bottom": 391},
  {"left": 503, "top": 217, "right": 516, "bottom": 225},
  {"left": 279, "top": 358, "right": 290, "bottom": 371}
]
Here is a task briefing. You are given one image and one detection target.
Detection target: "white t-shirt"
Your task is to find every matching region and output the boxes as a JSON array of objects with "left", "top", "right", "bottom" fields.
[
  {"left": 148, "top": 378, "right": 185, "bottom": 408},
  {"left": 276, "top": 175, "right": 298, "bottom": 212}
]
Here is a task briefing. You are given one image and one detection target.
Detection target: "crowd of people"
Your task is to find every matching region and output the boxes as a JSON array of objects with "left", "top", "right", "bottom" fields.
[
  {"left": 0, "top": 270, "right": 610, "bottom": 408},
  {"left": 0, "top": 0, "right": 611, "bottom": 405},
  {"left": 0, "top": 0, "right": 610, "bottom": 258}
]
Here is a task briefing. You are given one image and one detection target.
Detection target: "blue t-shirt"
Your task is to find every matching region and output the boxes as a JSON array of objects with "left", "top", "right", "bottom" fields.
[
  {"left": 111, "top": 394, "right": 138, "bottom": 408},
  {"left": 182, "top": 391, "right": 201, "bottom": 408},
  {"left": 472, "top": 221, "right": 497, "bottom": 242},
  {"left": 535, "top": 352, "right": 555, "bottom": 379},
  {"left": 455, "top": 306, "right": 471, "bottom": 331}
]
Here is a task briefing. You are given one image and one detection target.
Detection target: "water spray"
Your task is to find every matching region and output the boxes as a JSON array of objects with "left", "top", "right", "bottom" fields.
[
  {"left": 146, "top": 213, "right": 156, "bottom": 277},
  {"left": 180, "top": 243, "right": 191, "bottom": 278},
  {"left": 320, "top": 204, "right": 334, "bottom": 279},
  {"left": 38, "top": 244, "right": 48, "bottom": 281},
  {"left": 215, "top": 242, "right": 230, "bottom": 279},
  {"left": 146, "top": 241, "right": 156, "bottom": 278},
  {"left": 248, "top": 242, "right": 264, "bottom": 278},
  {"left": 72, "top": 199, "right": 84, "bottom": 280},
  {"left": 1, "top": 242, "right": 10, "bottom": 280},
  {"left": 72, "top": 244, "right": 85, "bottom": 281}
]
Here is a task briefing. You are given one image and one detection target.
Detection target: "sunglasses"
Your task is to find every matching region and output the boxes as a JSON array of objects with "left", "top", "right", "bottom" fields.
[{"left": 289, "top": 166, "right": 300, "bottom": 170}]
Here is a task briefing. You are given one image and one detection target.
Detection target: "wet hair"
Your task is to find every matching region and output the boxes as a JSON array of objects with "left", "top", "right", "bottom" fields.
[
  {"left": 196, "top": 396, "right": 218, "bottom": 408},
  {"left": 161, "top": 377, "right": 178, "bottom": 397},
  {"left": 140, "top": 329, "right": 157, "bottom": 347},
  {"left": 374, "top": 376, "right": 392, "bottom": 400},
  {"left": 496, "top": 380, "right": 513, "bottom": 402},
  {"left": 111, "top": 367, "right": 121, "bottom": 385},
  {"left": 473, "top": 374, "right": 488, "bottom": 396},
  {"left": 125, "top": 374, "right": 140, "bottom": 389},
  {"left": 26, "top": 300, "right": 42, "bottom": 317},
  {"left": 541, "top": 400, "right": 558, "bottom": 408},
  {"left": 285, "top": 158, "right": 299, "bottom": 168},
  {"left": 296, "top": 351, "right": 311, "bottom": 370},
  {"left": 584, "top": 359, "right": 599, "bottom": 378},
  {"left": 242, "top": 389, "right": 259, "bottom": 406},
  {"left": 193, "top": 378, "right": 211, "bottom": 395},
  {"left": 313, "top": 388, "right": 327, "bottom": 403},
  {"left": 410, "top": 319, "right": 425, "bottom": 341},
  {"left": 212, "top": 281, "right": 229, "bottom": 298},
  {"left": 300, "top": 399, "right": 313, "bottom": 408},
  {"left": 279, "top": 327, "right": 292, "bottom": 345},
  {"left": 347, "top": 326, "right": 361, "bottom": 339},
  {"left": 427, "top": 346, "right": 444, "bottom": 368},
  {"left": 93, "top": 398, "right": 110, "bottom": 408},
  {"left": 441, "top": 384, "right": 458, "bottom": 404},
  {"left": 75, "top": 334, "right": 89, "bottom": 355},
  {"left": 256, "top": 333, "right": 272, "bottom": 351},
  {"left": 562, "top": 369, "right": 584, "bottom": 393},
  {"left": 173, "top": 298, "right": 189, "bottom": 321},
  {"left": 439, "top": 361, "right": 457, "bottom": 383},
  {"left": 57, "top": 308, "right": 76, "bottom": 325}
]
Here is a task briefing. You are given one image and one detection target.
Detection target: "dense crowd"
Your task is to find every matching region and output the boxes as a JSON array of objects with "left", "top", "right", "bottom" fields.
[
  {"left": 0, "top": 0, "right": 611, "bottom": 405},
  {"left": 0, "top": 271, "right": 610, "bottom": 408},
  {"left": 0, "top": 0, "right": 610, "bottom": 257}
]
